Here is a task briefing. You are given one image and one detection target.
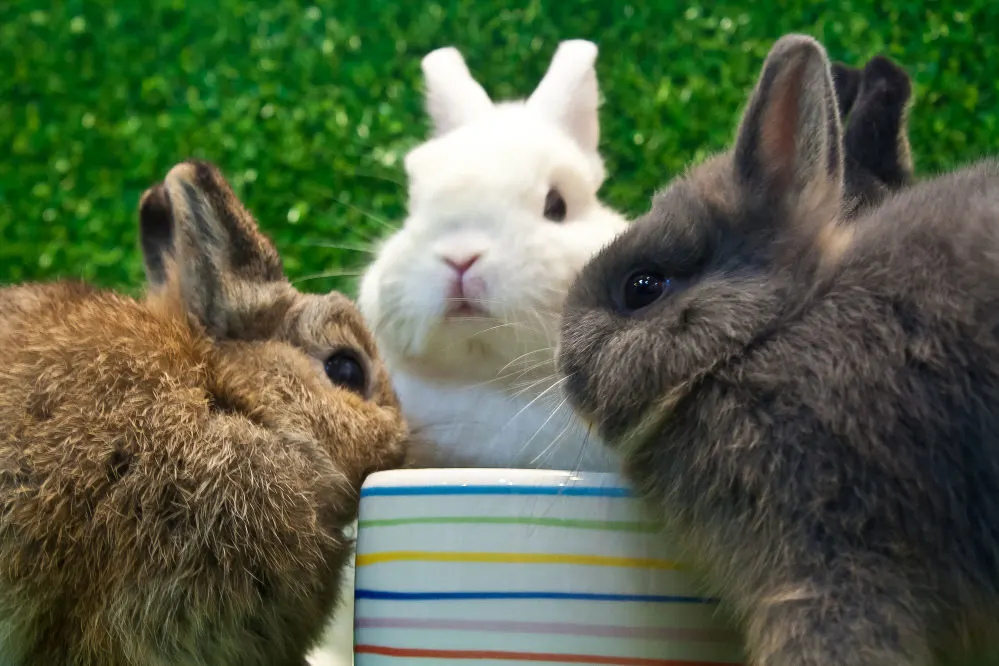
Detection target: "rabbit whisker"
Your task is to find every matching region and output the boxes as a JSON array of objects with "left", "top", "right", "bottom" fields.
[
  {"left": 504, "top": 375, "right": 570, "bottom": 430},
  {"left": 499, "top": 348, "right": 554, "bottom": 374},
  {"left": 508, "top": 374, "right": 557, "bottom": 400},
  {"left": 340, "top": 168, "right": 406, "bottom": 189},
  {"left": 292, "top": 270, "right": 366, "bottom": 284},
  {"left": 296, "top": 240, "right": 378, "bottom": 254},
  {"left": 499, "top": 358, "right": 555, "bottom": 380},
  {"left": 530, "top": 413, "right": 575, "bottom": 468},
  {"left": 326, "top": 196, "right": 398, "bottom": 233},
  {"left": 569, "top": 423, "right": 592, "bottom": 477},
  {"left": 519, "top": 394, "right": 571, "bottom": 463},
  {"left": 465, "top": 323, "right": 537, "bottom": 340}
]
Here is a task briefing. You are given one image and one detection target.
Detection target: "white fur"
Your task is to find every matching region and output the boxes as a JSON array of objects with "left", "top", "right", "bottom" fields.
[
  {"left": 358, "top": 40, "right": 628, "bottom": 471},
  {"left": 309, "top": 41, "right": 628, "bottom": 666}
]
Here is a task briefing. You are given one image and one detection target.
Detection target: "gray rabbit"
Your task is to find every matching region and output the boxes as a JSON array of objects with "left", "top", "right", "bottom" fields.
[
  {"left": 832, "top": 54, "right": 916, "bottom": 218},
  {"left": 558, "top": 34, "right": 999, "bottom": 666}
]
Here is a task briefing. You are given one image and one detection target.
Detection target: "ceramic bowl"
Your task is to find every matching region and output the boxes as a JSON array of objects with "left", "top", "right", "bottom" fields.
[{"left": 353, "top": 468, "right": 744, "bottom": 665}]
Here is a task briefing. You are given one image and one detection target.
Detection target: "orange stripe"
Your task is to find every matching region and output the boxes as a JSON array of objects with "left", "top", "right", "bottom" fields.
[{"left": 354, "top": 644, "right": 742, "bottom": 666}]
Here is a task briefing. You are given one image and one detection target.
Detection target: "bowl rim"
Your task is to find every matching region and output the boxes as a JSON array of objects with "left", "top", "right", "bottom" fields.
[{"left": 361, "top": 468, "right": 630, "bottom": 492}]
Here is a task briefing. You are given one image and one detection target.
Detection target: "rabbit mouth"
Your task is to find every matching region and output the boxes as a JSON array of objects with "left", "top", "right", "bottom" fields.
[{"left": 445, "top": 298, "right": 486, "bottom": 318}]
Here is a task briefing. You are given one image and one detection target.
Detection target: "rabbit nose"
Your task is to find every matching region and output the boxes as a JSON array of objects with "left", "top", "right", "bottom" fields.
[{"left": 442, "top": 254, "right": 481, "bottom": 276}]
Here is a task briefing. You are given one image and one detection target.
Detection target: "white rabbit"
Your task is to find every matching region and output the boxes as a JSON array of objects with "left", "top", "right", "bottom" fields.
[
  {"left": 307, "top": 40, "right": 629, "bottom": 666},
  {"left": 357, "top": 39, "right": 629, "bottom": 473}
]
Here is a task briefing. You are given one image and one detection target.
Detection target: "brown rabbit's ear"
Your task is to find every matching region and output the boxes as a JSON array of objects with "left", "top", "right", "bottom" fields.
[
  {"left": 139, "top": 181, "right": 175, "bottom": 287},
  {"left": 733, "top": 35, "right": 844, "bottom": 223},
  {"left": 156, "top": 159, "right": 285, "bottom": 336}
]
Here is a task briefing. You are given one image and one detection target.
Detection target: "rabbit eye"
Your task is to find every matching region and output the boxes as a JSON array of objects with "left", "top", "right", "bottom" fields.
[
  {"left": 543, "top": 187, "right": 567, "bottom": 222},
  {"left": 324, "top": 351, "right": 367, "bottom": 395},
  {"left": 622, "top": 271, "right": 671, "bottom": 312}
]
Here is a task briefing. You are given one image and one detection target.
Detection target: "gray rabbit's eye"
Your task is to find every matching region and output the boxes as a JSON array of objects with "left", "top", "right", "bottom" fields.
[
  {"left": 544, "top": 187, "right": 567, "bottom": 222},
  {"left": 324, "top": 351, "right": 367, "bottom": 395},
  {"left": 622, "top": 271, "right": 671, "bottom": 312}
]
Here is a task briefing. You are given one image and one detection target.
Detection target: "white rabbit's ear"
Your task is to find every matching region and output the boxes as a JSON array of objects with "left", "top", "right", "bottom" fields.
[
  {"left": 527, "top": 40, "right": 600, "bottom": 153},
  {"left": 421, "top": 46, "right": 494, "bottom": 136}
]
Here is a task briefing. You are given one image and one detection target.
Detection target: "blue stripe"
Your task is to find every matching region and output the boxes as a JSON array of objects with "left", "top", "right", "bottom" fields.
[
  {"left": 354, "top": 589, "right": 718, "bottom": 604},
  {"left": 359, "top": 484, "right": 633, "bottom": 498}
]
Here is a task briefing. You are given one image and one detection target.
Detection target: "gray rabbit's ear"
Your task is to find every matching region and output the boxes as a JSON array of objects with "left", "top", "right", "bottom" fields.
[
  {"left": 152, "top": 160, "right": 285, "bottom": 336},
  {"left": 527, "top": 40, "right": 601, "bottom": 153},
  {"left": 733, "top": 34, "right": 844, "bottom": 219},
  {"left": 421, "top": 46, "right": 494, "bottom": 136},
  {"left": 830, "top": 61, "right": 862, "bottom": 117},
  {"left": 846, "top": 55, "right": 915, "bottom": 185}
]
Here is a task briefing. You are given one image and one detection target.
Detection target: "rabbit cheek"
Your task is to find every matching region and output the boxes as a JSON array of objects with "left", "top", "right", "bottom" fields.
[{"left": 319, "top": 396, "right": 408, "bottom": 490}]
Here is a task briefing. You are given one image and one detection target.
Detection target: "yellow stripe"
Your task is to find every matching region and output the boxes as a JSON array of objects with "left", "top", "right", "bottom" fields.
[{"left": 355, "top": 551, "right": 684, "bottom": 570}]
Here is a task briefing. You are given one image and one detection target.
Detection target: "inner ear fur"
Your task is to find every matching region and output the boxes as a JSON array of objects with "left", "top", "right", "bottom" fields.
[
  {"left": 147, "top": 159, "right": 286, "bottom": 337},
  {"left": 732, "top": 34, "right": 845, "bottom": 219}
]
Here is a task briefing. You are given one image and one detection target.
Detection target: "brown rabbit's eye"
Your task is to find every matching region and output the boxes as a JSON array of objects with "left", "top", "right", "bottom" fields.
[
  {"left": 622, "top": 271, "right": 671, "bottom": 312},
  {"left": 544, "top": 187, "right": 567, "bottom": 222},
  {"left": 324, "top": 351, "right": 367, "bottom": 395}
]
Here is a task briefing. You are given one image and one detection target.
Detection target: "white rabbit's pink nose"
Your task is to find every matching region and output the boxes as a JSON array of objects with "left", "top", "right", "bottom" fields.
[{"left": 442, "top": 254, "right": 481, "bottom": 276}]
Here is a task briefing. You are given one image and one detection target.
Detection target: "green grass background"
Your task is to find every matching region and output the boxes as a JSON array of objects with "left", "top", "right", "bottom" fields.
[{"left": 2, "top": 1, "right": 998, "bottom": 297}]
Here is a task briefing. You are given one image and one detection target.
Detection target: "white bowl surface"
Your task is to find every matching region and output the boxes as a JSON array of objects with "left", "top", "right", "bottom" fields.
[{"left": 353, "top": 468, "right": 743, "bottom": 666}]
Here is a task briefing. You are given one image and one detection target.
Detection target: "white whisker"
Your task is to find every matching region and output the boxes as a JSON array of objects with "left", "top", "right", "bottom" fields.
[
  {"left": 530, "top": 414, "right": 575, "bottom": 468},
  {"left": 499, "top": 348, "right": 553, "bottom": 374},
  {"left": 508, "top": 374, "right": 559, "bottom": 400},
  {"left": 503, "top": 376, "right": 569, "bottom": 430},
  {"left": 292, "top": 269, "right": 365, "bottom": 284},
  {"left": 519, "top": 395, "right": 570, "bottom": 463},
  {"left": 327, "top": 196, "right": 398, "bottom": 233},
  {"left": 296, "top": 240, "right": 378, "bottom": 254},
  {"left": 341, "top": 169, "right": 406, "bottom": 189}
]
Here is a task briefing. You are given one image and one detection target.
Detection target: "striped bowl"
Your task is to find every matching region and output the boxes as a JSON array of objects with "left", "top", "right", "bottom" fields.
[{"left": 353, "top": 468, "right": 745, "bottom": 666}]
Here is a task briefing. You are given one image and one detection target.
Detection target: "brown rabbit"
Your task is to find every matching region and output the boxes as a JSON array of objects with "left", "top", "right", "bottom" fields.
[{"left": 0, "top": 160, "right": 408, "bottom": 665}]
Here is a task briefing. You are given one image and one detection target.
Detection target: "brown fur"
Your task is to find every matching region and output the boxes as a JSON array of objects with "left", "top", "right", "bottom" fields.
[{"left": 0, "top": 159, "right": 408, "bottom": 665}]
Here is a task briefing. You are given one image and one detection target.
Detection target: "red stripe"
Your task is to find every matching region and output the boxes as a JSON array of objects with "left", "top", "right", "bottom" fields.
[{"left": 354, "top": 644, "right": 742, "bottom": 665}]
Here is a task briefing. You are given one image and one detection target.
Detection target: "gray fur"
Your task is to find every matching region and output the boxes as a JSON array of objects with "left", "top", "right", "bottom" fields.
[
  {"left": 835, "top": 55, "right": 916, "bottom": 218},
  {"left": 558, "top": 33, "right": 999, "bottom": 666}
]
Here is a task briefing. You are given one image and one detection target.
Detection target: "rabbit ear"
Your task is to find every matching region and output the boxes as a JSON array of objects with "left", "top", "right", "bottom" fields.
[
  {"left": 138, "top": 182, "right": 175, "bottom": 287},
  {"left": 733, "top": 34, "right": 844, "bottom": 220},
  {"left": 844, "top": 55, "right": 914, "bottom": 186},
  {"left": 152, "top": 159, "right": 285, "bottom": 336},
  {"left": 830, "top": 61, "right": 862, "bottom": 118},
  {"left": 527, "top": 40, "right": 601, "bottom": 153},
  {"left": 421, "top": 46, "right": 494, "bottom": 136}
]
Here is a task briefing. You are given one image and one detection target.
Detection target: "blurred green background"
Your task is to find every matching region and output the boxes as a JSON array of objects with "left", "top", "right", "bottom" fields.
[{"left": 2, "top": 1, "right": 998, "bottom": 296}]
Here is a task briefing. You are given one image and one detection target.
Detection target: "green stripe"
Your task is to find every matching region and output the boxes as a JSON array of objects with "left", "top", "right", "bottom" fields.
[{"left": 357, "top": 516, "right": 661, "bottom": 532}]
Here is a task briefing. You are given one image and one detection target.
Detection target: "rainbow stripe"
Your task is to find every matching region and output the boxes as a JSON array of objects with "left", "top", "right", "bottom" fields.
[
  {"left": 355, "top": 550, "right": 684, "bottom": 570},
  {"left": 358, "top": 516, "right": 660, "bottom": 532},
  {"left": 355, "top": 590, "right": 719, "bottom": 603},
  {"left": 355, "top": 645, "right": 741, "bottom": 665},
  {"left": 354, "top": 477, "right": 743, "bottom": 665},
  {"left": 354, "top": 618, "right": 738, "bottom": 642}
]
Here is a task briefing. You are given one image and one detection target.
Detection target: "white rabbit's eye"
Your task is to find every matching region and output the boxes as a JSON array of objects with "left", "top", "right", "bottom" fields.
[
  {"left": 622, "top": 271, "right": 671, "bottom": 312},
  {"left": 544, "top": 187, "right": 567, "bottom": 222},
  {"left": 324, "top": 350, "right": 367, "bottom": 395}
]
